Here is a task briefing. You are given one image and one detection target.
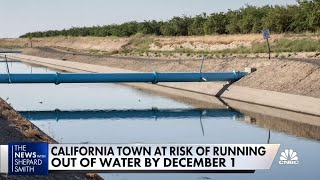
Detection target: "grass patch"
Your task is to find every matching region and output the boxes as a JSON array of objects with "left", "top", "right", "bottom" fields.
[
  {"left": 153, "top": 41, "right": 162, "bottom": 48},
  {"left": 122, "top": 33, "right": 154, "bottom": 53},
  {"left": 215, "top": 38, "right": 320, "bottom": 54},
  {"left": 159, "top": 38, "right": 320, "bottom": 57},
  {"left": 272, "top": 38, "right": 320, "bottom": 52},
  {"left": 174, "top": 47, "right": 195, "bottom": 54},
  {"left": 0, "top": 44, "right": 25, "bottom": 49}
]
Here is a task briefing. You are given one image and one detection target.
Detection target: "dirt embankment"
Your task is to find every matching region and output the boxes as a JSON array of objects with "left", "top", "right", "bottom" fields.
[
  {"left": 1, "top": 33, "right": 320, "bottom": 59},
  {"left": 0, "top": 34, "right": 267, "bottom": 50},
  {"left": 0, "top": 98, "right": 101, "bottom": 180},
  {"left": 21, "top": 47, "right": 320, "bottom": 98},
  {"left": 0, "top": 98, "right": 54, "bottom": 144},
  {"left": 0, "top": 37, "right": 128, "bottom": 52}
]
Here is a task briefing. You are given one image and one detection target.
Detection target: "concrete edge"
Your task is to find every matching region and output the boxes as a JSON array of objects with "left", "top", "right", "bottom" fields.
[
  {"left": 224, "top": 98, "right": 320, "bottom": 126},
  {"left": 221, "top": 85, "right": 320, "bottom": 117}
]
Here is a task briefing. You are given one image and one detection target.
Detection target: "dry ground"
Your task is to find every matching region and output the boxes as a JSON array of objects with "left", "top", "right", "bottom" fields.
[{"left": 1, "top": 33, "right": 320, "bottom": 59}]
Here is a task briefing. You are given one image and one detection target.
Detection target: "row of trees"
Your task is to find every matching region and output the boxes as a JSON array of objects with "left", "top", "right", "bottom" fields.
[{"left": 20, "top": 0, "right": 320, "bottom": 38}]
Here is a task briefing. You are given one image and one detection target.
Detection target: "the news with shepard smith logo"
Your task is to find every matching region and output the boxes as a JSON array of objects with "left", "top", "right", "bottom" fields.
[{"left": 8, "top": 143, "right": 48, "bottom": 175}]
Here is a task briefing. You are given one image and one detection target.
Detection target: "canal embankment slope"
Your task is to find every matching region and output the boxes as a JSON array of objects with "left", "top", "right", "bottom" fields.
[
  {"left": 21, "top": 47, "right": 320, "bottom": 98},
  {"left": 1, "top": 52, "right": 320, "bottom": 119},
  {"left": 0, "top": 99, "right": 101, "bottom": 180}
]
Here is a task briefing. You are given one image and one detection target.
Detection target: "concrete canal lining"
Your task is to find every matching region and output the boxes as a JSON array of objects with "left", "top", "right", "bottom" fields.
[{"left": 1, "top": 53, "right": 320, "bottom": 117}]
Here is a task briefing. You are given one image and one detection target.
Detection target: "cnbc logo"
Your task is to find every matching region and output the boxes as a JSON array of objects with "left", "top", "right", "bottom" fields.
[{"left": 279, "top": 149, "right": 299, "bottom": 165}]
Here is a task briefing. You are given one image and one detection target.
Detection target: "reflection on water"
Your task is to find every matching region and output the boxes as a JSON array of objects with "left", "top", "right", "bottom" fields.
[
  {"left": 19, "top": 108, "right": 243, "bottom": 120},
  {"left": 0, "top": 61, "right": 319, "bottom": 179},
  {"left": 20, "top": 108, "right": 246, "bottom": 144},
  {"left": 241, "top": 111, "right": 320, "bottom": 141}
]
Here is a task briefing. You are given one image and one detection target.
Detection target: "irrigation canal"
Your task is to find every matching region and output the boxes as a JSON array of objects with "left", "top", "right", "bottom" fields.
[{"left": 0, "top": 60, "right": 319, "bottom": 180}]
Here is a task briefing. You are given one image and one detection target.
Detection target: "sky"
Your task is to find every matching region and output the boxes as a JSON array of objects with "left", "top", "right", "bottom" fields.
[{"left": 0, "top": 0, "right": 297, "bottom": 38}]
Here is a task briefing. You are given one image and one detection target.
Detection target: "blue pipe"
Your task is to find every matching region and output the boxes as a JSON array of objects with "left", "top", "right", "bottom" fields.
[
  {"left": 19, "top": 109, "right": 243, "bottom": 121},
  {"left": 0, "top": 72, "right": 247, "bottom": 84}
]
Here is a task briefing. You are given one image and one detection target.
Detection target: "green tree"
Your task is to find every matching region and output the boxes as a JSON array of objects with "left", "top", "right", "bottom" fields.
[
  {"left": 19, "top": 1, "right": 320, "bottom": 38},
  {"left": 262, "top": 5, "right": 294, "bottom": 33},
  {"left": 237, "top": 5, "right": 267, "bottom": 33},
  {"left": 160, "top": 16, "right": 192, "bottom": 36},
  {"left": 204, "top": 13, "right": 227, "bottom": 34},
  {"left": 189, "top": 14, "right": 207, "bottom": 35},
  {"left": 225, "top": 10, "right": 241, "bottom": 34}
]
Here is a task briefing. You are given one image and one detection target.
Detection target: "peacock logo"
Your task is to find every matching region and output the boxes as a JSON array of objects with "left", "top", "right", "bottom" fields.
[{"left": 279, "top": 149, "right": 299, "bottom": 165}]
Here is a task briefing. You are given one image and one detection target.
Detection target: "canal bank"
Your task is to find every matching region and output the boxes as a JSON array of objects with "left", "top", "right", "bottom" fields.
[
  {"left": 0, "top": 98, "right": 101, "bottom": 180},
  {"left": 1, "top": 53, "right": 320, "bottom": 118}
]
